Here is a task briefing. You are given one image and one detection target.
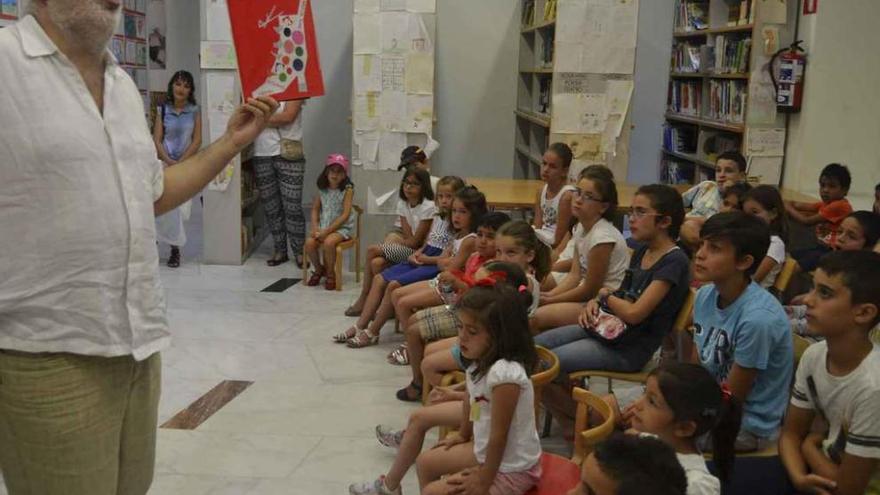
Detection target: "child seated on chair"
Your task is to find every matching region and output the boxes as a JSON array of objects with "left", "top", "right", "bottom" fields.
[
  {"left": 530, "top": 167, "right": 630, "bottom": 333},
  {"left": 785, "top": 211, "right": 880, "bottom": 339},
  {"left": 348, "top": 264, "right": 533, "bottom": 495},
  {"left": 606, "top": 363, "right": 742, "bottom": 495},
  {"left": 786, "top": 163, "right": 853, "bottom": 272},
  {"left": 741, "top": 185, "right": 789, "bottom": 289},
  {"left": 690, "top": 211, "right": 793, "bottom": 452},
  {"left": 304, "top": 154, "right": 354, "bottom": 290},
  {"left": 385, "top": 211, "right": 509, "bottom": 389},
  {"left": 568, "top": 433, "right": 688, "bottom": 495},
  {"left": 532, "top": 142, "right": 576, "bottom": 249},
  {"left": 536, "top": 185, "right": 691, "bottom": 433},
  {"left": 679, "top": 151, "right": 748, "bottom": 249},
  {"left": 719, "top": 181, "right": 752, "bottom": 213},
  {"left": 779, "top": 251, "right": 880, "bottom": 495},
  {"left": 345, "top": 166, "right": 436, "bottom": 316}
]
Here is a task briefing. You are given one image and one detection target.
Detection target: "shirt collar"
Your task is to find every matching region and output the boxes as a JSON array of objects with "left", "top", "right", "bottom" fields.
[{"left": 19, "top": 14, "right": 118, "bottom": 66}]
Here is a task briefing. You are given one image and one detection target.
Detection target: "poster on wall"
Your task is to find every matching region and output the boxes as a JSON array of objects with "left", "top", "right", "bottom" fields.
[
  {"left": 147, "top": 0, "right": 166, "bottom": 69},
  {"left": 226, "top": 0, "right": 325, "bottom": 100}
]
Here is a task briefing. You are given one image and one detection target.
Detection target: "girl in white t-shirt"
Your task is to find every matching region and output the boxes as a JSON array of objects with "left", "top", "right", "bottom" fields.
[
  {"left": 530, "top": 167, "right": 630, "bottom": 333},
  {"left": 742, "top": 186, "right": 789, "bottom": 289},
  {"left": 415, "top": 282, "right": 542, "bottom": 495},
  {"left": 613, "top": 363, "right": 742, "bottom": 495},
  {"left": 345, "top": 167, "right": 435, "bottom": 317},
  {"left": 532, "top": 143, "right": 576, "bottom": 249}
]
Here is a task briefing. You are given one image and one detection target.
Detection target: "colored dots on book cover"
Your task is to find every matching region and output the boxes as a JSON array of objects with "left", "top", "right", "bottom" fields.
[{"left": 226, "top": 0, "right": 325, "bottom": 101}]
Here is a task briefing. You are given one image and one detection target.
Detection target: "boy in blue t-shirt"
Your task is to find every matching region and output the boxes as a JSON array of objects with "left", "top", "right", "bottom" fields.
[{"left": 690, "top": 211, "right": 793, "bottom": 451}]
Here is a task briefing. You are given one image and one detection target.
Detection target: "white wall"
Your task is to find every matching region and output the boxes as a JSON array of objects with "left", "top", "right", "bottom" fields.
[
  {"left": 782, "top": 1, "right": 880, "bottom": 209},
  {"left": 151, "top": 0, "right": 200, "bottom": 93},
  {"left": 433, "top": 0, "right": 519, "bottom": 177}
]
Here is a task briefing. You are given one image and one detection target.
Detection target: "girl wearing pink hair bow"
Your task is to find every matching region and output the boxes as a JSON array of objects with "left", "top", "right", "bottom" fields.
[{"left": 304, "top": 153, "right": 355, "bottom": 290}]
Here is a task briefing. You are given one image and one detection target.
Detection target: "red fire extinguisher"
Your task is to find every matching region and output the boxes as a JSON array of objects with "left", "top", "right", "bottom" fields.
[{"left": 769, "top": 40, "right": 807, "bottom": 113}]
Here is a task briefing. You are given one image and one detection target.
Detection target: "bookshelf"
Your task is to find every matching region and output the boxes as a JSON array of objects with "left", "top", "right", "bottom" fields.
[
  {"left": 514, "top": 0, "right": 556, "bottom": 180},
  {"left": 0, "top": 0, "right": 19, "bottom": 28},
  {"left": 662, "top": 0, "right": 794, "bottom": 185},
  {"left": 113, "top": 0, "right": 150, "bottom": 120}
]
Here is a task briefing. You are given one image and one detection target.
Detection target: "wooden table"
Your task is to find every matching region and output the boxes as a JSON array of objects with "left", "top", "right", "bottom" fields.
[{"left": 468, "top": 177, "right": 816, "bottom": 210}]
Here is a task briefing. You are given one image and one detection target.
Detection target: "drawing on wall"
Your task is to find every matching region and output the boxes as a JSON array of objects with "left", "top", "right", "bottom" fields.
[{"left": 226, "top": 0, "right": 325, "bottom": 100}]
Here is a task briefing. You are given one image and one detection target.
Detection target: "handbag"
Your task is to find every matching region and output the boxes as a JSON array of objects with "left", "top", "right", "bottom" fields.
[{"left": 279, "top": 138, "right": 305, "bottom": 161}]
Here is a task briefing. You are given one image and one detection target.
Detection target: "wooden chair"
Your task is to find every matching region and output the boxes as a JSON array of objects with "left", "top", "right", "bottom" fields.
[
  {"left": 772, "top": 256, "right": 799, "bottom": 294},
  {"left": 436, "top": 346, "right": 560, "bottom": 439},
  {"left": 302, "top": 205, "right": 362, "bottom": 291},
  {"left": 523, "top": 452, "right": 582, "bottom": 495},
  {"left": 570, "top": 387, "right": 616, "bottom": 464}
]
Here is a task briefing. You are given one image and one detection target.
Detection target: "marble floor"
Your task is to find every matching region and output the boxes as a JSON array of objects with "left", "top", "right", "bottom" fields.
[{"left": 0, "top": 200, "right": 571, "bottom": 495}]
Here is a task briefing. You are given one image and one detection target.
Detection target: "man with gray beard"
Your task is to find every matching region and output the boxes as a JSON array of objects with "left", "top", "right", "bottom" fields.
[{"left": 0, "top": 1, "right": 279, "bottom": 493}]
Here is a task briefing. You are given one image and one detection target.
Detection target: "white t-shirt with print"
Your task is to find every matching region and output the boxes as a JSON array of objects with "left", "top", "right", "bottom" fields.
[
  {"left": 254, "top": 101, "right": 304, "bottom": 157},
  {"left": 394, "top": 199, "right": 435, "bottom": 230},
  {"left": 467, "top": 359, "right": 541, "bottom": 473},
  {"left": 791, "top": 341, "right": 880, "bottom": 472},
  {"left": 759, "top": 235, "right": 786, "bottom": 289},
  {"left": 574, "top": 218, "right": 630, "bottom": 290},
  {"left": 677, "top": 453, "right": 721, "bottom": 495}
]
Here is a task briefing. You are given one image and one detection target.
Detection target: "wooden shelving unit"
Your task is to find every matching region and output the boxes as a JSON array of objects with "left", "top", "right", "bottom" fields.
[
  {"left": 662, "top": 0, "right": 794, "bottom": 185},
  {"left": 114, "top": 0, "right": 151, "bottom": 119},
  {"left": 513, "top": 0, "right": 557, "bottom": 180}
]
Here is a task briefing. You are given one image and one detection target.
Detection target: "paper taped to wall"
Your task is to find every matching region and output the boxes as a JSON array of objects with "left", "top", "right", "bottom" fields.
[
  {"left": 354, "top": 130, "right": 380, "bottom": 168},
  {"left": 353, "top": 13, "right": 381, "bottom": 54},
  {"left": 354, "top": 92, "right": 380, "bottom": 130},
  {"left": 405, "top": 52, "right": 434, "bottom": 94},
  {"left": 380, "top": 91, "right": 408, "bottom": 131},
  {"left": 200, "top": 41, "right": 237, "bottom": 69},
  {"left": 406, "top": 94, "right": 434, "bottom": 133},
  {"left": 747, "top": 128, "right": 786, "bottom": 156},
  {"left": 354, "top": 0, "right": 380, "bottom": 12},
  {"left": 368, "top": 186, "right": 399, "bottom": 215},
  {"left": 406, "top": 0, "right": 435, "bottom": 13},
  {"left": 378, "top": 131, "right": 408, "bottom": 170},
  {"left": 354, "top": 54, "right": 382, "bottom": 94}
]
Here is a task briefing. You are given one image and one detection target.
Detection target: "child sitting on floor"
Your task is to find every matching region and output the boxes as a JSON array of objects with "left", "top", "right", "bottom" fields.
[
  {"left": 786, "top": 163, "right": 853, "bottom": 271},
  {"left": 304, "top": 154, "right": 355, "bottom": 290},
  {"left": 779, "top": 251, "right": 880, "bottom": 495}
]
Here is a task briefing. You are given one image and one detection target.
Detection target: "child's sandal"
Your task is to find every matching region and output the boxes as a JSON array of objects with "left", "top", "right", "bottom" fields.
[
  {"left": 324, "top": 273, "right": 336, "bottom": 291},
  {"left": 346, "top": 329, "right": 379, "bottom": 348},
  {"left": 332, "top": 325, "right": 359, "bottom": 343},
  {"left": 386, "top": 344, "right": 409, "bottom": 366},
  {"left": 306, "top": 267, "right": 325, "bottom": 286},
  {"left": 395, "top": 381, "right": 422, "bottom": 402}
]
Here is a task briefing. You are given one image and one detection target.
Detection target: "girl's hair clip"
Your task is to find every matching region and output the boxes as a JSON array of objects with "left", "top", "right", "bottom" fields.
[
  {"left": 518, "top": 284, "right": 527, "bottom": 293},
  {"left": 451, "top": 270, "right": 508, "bottom": 289}
]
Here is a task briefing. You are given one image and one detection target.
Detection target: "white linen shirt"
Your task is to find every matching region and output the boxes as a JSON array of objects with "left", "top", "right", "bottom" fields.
[{"left": 0, "top": 16, "right": 170, "bottom": 360}]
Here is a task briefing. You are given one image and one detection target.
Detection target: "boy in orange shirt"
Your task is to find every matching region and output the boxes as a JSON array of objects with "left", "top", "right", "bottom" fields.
[{"left": 786, "top": 163, "right": 853, "bottom": 271}]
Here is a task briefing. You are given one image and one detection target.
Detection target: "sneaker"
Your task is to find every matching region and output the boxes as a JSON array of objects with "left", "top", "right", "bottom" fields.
[
  {"left": 375, "top": 424, "right": 404, "bottom": 449},
  {"left": 349, "top": 476, "right": 401, "bottom": 495}
]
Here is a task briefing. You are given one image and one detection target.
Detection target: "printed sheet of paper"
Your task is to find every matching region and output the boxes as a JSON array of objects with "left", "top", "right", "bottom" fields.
[
  {"left": 408, "top": 13, "right": 433, "bottom": 53},
  {"left": 378, "top": 132, "right": 408, "bottom": 170},
  {"left": 748, "top": 72, "right": 778, "bottom": 124},
  {"left": 759, "top": 0, "right": 787, "bottom": 24},
  {"left": 354, "top": 130, "right": 380, "bottom": 167},
  {"left": 353, "top": 13, "right": 381, "bottom": 54},
  {"left": 354, "top": 0, "right": 380, "bottom": 12},
  {"left": 606, "top": 79, "right": 634, "bottom": 115},
  {"left": 381, "top": 55, "right": 406, "bottom": 91},
  {"left": 406, "top": 0, "right": 435, "bottom": 13},
  {"left": 205, "top": 72, "right": 237, "bottom": 141},
  {"left": 368, "top": 186, "right": 399, "bottom": 214},
  {"left": 406, "top": 94, "right": 434, "bottom": 133},
  {"left": 354, "top": 54, "right": 381, "bottom": 94},
  {"left": 405, "top": 52, "right": 434, "bottom": 94},
  {"left": 601, "top": 114, "right": 624, "bottom": 153},
  {"left": 381, "top": 11, "right": 410, "bottom": 53},
  {"left": 747, "top": 156, "right": 783, "bottom": 185},
  {"left": 381, "top": 91, "right": 408, "bottom": 131},
  {"left": 555, "top": 0, "right": 637, "bottom": 74},
  {"left": 206, "top": 0, "right": 232, "bottom": 41},
  {"left": 553, "top": 134, "right": 603, "bottom": 160},
  {"left": 747, "top": 128, "right": 786, "bottom": 156},
  {"left": 554, "top": 93, "right": 608, "bottom": 134},
  {"left": 381, "top": 0, "right": 406, "bottom": 11},
  {"left": 354, "top": 92, "right": 380, "bottom": 130},
  {"left": 200, "top": 41, "right": 237, "bottom": 69}
]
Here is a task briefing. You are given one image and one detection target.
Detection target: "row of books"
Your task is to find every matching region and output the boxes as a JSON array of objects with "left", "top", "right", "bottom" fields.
[
  {"left": 714, "top": 35, "right": 751, "bottom": 74},
  {"left": 521, "top": 0, "right": 536, "bottom": 28},
  {"left": 671, "top": 42, "right": 708, "bottom": 73},
  {"left": 668, "top": 80, "right": 701, "bottom": 116},
  {"left": 540, "top": 31, "right": 554, "bottom": 68},
  {"left": 673, "top": 0, "right": 708, "bottom": 32},
  {"left": 661, "top": 159, "right": 695, "bottom": 185},
  {"left": 727, "top": 0, "right": 756, "bottom": 27},
  {"left": 662, "top": 124, "right": 698, "bottom": 154},
  {"left": 706, "top": 79, "right": 747, "bottom": 123}
]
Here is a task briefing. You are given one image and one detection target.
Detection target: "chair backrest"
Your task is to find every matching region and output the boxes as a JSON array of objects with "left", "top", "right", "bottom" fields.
[
  {"left": 570, "top": 387, "right": 615, "bottom": 464},
  {"left": 351, "top": 204, "right": 363, "bottom": 239},
  {"left": 773, "top": 256, "right": 799, "bottom": 294},
  {"left": 533, "top": 345, "right": 560, "bottom": 388},
  {"left": 792, "top": 333, "right": 812, "bottom": 366},
  {"left": 672, "top": 288, "right": 697, "bottom": 361}
]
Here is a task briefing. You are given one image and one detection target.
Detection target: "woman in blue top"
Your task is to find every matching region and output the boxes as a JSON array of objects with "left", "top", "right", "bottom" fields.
[{"left": 152, "top": 70, "right": 202, "bottom": 268}]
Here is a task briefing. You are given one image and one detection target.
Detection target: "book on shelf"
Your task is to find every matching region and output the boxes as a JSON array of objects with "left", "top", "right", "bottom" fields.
[
  {"left": 541, "top": 31, "right": 555, "bottom": 67},
  {"left": 707, "top": 79, "right": 747, "bottom": 123},
  {"left": 672, "top": 42, "right": 702, "bottom": 73},
  {"left": 663, "top": 124, "right": 698, "bottom": 155},
  {"left": 661, "top": 158, "right": 694, "bottom": 185},
  {"left": 538, "top": 77, "right": 551, "bottom": 114},
  {"left": 699, "top": 130, "right": 741, "bottom": 163},
  {"left": 727, "top": 0, "right": 755, "bottom": 27},
  {"left": 668, "top": 80, "right": 701, "bottom": 116},
  {"left": 522, "top": 0, "right": 535, "bottom": 28},
  {"left": 674, "top": 0, "right": 708, "bottom": 32},
  {"left": 713, "top": 35, "right": 751, "bottom": 74}
]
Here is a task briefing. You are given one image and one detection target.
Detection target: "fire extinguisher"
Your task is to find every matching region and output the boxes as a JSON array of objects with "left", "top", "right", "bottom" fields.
[{"left": 769, "top": 40, "right": 807, "bottom": 113}]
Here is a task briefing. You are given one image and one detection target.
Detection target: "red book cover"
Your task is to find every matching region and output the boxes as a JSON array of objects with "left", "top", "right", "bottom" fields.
[{"left": 226, "top": 0, "right": 325, "bottom": 101}]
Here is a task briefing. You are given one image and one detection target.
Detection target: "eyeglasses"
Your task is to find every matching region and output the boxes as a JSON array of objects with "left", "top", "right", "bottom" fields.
[
  {"left": 572, "top": 188, "right": 604, "bottom": 202},
  {"left": 628, "top": 208, "right": 663, "bottom": 220},
  {"left": 402, "top": 180, "right": 422, "bottom": 188}
]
